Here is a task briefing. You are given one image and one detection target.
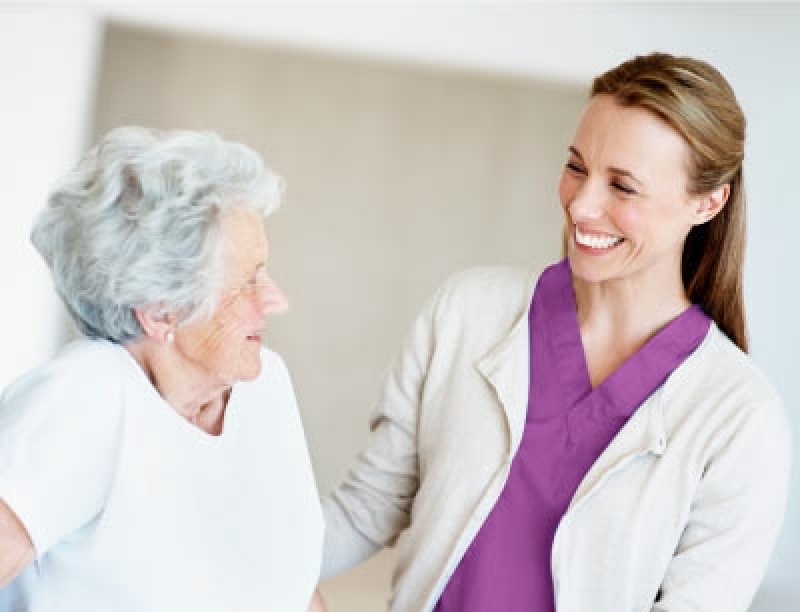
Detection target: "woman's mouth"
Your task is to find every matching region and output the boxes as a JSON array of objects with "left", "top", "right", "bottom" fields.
[{"left": 574, "top": 225, "right": 624, "bottom": 251}]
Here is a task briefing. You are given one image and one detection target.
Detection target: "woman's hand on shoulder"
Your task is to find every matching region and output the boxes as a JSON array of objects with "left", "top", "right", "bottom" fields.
[{"left": 0, "top": 499, "right": 34, "bottom": 588}]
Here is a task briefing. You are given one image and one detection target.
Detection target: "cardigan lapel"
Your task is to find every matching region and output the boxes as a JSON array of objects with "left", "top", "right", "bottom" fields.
[
  {"left": 475, "top": 271, "right": 539, "bottom": 460},
  {"left": 474, "top": 263, "right": 670, "bottom": 511}
]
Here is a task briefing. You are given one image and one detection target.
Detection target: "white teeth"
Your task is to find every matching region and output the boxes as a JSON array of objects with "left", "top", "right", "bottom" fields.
[{"left": 575, "top": 227, "right": 623, "bottom": 250}]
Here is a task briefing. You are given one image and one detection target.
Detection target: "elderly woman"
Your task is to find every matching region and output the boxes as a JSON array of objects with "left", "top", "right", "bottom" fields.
[
  {"left": 0, "top": 128, "right": 326, "bottom": 611},
  {"left": 322, "top": 53, "right": 790, "bottom": 611}
]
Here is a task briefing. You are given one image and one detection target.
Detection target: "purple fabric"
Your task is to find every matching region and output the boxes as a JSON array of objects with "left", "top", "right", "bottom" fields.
[{"left": 435, "top": 259, "right": 711, "bottom": 611}]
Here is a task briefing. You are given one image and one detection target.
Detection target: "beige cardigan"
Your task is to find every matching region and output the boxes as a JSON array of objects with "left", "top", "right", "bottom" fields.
[{"left": 322, "top": 266, "right": 790, "bottom": 612}]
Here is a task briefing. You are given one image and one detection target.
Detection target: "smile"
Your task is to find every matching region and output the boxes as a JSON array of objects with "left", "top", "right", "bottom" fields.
[{"left": 574, "top": 226, "right": 624, "bottom": 250}]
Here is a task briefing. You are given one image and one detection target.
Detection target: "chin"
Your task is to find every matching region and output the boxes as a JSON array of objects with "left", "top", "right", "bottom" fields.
[
  {"left": 238, "top": 364, "right": 262, "bottom": 382},
  {"left": 567, "top": 252, "right": 619, "bottom": 284},
  {"left": 235, "top": 354, "right": 263, "bottom": 382}
]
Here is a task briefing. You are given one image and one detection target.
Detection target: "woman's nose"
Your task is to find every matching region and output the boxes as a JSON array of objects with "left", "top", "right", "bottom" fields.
[
  {"left": 258, "top": 277, "right": 289, "bottom": 316},
  {"left": 567, "top": 181, "right": 606, "bottom": 222}
]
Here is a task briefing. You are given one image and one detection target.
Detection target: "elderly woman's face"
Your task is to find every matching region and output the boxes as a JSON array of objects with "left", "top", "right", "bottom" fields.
[{"left": 173, "top": 207, "right": 287, "bottom": 386}]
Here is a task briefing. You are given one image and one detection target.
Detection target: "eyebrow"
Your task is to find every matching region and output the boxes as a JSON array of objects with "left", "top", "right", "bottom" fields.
[{"left": 568, "top": 146, "right": 644, "bottom": 187}]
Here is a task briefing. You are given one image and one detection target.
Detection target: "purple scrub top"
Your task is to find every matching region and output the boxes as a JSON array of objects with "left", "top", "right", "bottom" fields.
[{"left": 435, "top": 259, "right": 711, "bottom": 611}]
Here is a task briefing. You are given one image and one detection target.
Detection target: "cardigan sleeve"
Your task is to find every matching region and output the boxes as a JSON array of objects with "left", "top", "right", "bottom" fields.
[
  {"left": 652, "top": 394, "right": 791, "bottom": 612},
  {"left": 321, "top": 285, "right": 442, "bottom": 579}
]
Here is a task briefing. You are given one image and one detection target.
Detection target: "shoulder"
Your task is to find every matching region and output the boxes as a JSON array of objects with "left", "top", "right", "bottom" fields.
[
  {"left": 236, "top": 348, "right": 310, "bottom": 441},
  {"left": 237, "top": 347, "right": 297, "bottom": 413},
  {"left": 387, "top": 264, "right": 545, "bottom": 373},
  {"left": 692, "top": 326, "right": 783, "bottom": 410},
  {"left": 665, "top": 325, "right": 789, "bottom": 455},
  {"left": 0, "top": 340, "right": 130, "bottom": 556},
  {"left": 1, "top": 339, "right": 125, "bottom": 430},
  {"left": 436, "top": 265, "right": 539, "bottom": 303},
  {"left": 426, "top": 265, "right": 541, "bottom": 326},
  {"left": 256, "top": 347, "right": 292, "bottom": 386},
  {"left": 3, "top": 338, "right": 116, "bottom": 393}
]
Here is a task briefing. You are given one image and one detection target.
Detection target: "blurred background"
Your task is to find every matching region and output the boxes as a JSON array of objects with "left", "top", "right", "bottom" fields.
[{"left": 1, "top": 2, "right": 798, "bottom": 610}]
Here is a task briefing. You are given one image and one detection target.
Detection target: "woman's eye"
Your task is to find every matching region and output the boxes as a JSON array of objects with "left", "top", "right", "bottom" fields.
[
  {"left": 613, "top": 182, "right": 637, "bottom": 195},
  {"left": 566, "top": 161, "right": 585, "bottom": 174}
]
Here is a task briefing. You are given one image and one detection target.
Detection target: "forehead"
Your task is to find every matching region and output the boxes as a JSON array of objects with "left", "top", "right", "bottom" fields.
[{"left": 573, "top": 95, "right": 691, "bottom": 179}]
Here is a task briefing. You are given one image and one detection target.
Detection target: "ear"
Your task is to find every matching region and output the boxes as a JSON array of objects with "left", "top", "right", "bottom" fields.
[
  {"left": 692, "top": 183, "right": 730, "bottom": 225},
  {"left": 133, "top": 307, "right": 175, "bottom": 344}
]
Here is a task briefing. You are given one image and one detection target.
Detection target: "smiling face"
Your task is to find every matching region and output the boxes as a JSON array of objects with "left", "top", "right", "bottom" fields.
[
  {"left": 172, "top": 206, "right": 287, "bottom": 387},
  {"left": 559, "top": 94, "right": 707, "bottom": 289}
]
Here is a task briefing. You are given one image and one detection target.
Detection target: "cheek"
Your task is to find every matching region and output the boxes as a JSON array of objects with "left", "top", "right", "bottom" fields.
[
  {"left": 613, "top": 203, "right": 640, "bottom": 235},
  {"left": 187, "top": 311, "right": 249, "bottom": 369},
  {"left": 558, "top": 173, "right": 572, "bottom": 210},
  {"left": 240, "top": 299, "right": 265, "bottom": 325}
]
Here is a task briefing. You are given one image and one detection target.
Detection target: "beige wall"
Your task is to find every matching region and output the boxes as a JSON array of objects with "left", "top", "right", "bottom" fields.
[{"left": 94, "top": 23, "right": 585, "bottom": 499}]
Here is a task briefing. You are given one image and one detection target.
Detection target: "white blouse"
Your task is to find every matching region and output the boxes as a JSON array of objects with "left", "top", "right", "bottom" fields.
[{"left": 0, "top": 339, "right": 323, "bottom": 612}]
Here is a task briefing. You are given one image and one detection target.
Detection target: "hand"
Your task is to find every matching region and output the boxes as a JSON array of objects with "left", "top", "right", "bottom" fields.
[{"left": 0, "top": 499, "right": 35, "bottom": 588}]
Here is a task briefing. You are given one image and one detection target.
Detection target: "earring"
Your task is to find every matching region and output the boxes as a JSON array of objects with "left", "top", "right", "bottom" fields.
[{"left": 165, "top": 330, "right": 175, "bottom": 344}]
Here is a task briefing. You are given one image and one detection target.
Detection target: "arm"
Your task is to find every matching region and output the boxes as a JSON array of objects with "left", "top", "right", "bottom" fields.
[
  {"left": 0, "top": 499, "right": 35, "bottom": 588},
  {"left": 321, "top": 289, "right": 442, "bottom": 579},
  {"left": 0, "top": 350, "right": 123, "bottom": 577},
  {"left": 653, "top": 398, "right": 791, "bottom": 611}
]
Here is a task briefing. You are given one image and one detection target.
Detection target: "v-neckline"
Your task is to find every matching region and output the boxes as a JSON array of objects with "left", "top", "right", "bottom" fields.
[
  {"left": 538, "top": 259, "right": 711, "bottom": 419},
  {"left": 117, "top": 344, "right": 239, "bottom": 443}
]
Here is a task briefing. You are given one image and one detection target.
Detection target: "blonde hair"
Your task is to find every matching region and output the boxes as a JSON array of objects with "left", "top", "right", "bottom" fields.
[{"left": 591, "top": 52, "right": 748, "bottom": 352}]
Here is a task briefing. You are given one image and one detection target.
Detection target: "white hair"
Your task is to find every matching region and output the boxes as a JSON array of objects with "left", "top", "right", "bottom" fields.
[{"left": 31, "top": 126, "right": 284, "bottom": 343}]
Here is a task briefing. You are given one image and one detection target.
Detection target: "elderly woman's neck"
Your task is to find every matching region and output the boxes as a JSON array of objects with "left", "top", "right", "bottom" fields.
[{"left": 124, "top": 340, "right": 230, "bottom": 436}]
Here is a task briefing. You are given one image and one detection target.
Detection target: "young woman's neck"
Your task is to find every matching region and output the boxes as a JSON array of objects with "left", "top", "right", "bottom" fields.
[
  {"left": 572, "top": 261, "right": 690, "bottom": 388},
  {"left": 574, "top": 273, "right": 690, "bottom": 341}
]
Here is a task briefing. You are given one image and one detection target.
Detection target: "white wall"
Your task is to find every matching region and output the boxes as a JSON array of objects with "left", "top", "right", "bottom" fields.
[{"left": 0, "top": 8, "right": 101, "bottom": 386}]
